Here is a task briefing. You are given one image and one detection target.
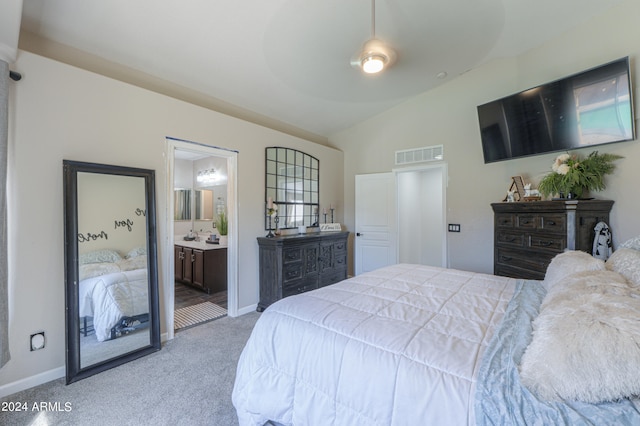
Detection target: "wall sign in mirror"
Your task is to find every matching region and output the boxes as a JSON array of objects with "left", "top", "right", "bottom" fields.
[
  {"left": 63, "top": 160, "right": 160, "bottom": 384},
  {"left": 265, "top": 147, "right": 319, "bottom": 230}
]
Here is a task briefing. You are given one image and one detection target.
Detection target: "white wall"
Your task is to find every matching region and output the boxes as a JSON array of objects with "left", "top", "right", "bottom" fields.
[
  {"left": 331, "top": 0, "right": 640, "bottom": 275},
  {"left": 1, "top": 50, "right": 344, "bottom": 393}
]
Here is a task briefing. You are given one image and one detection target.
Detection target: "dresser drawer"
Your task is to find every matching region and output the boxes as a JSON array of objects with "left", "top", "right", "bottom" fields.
[
  {"left": 495, "top": 264, "right": 546, "bottom": 281},
  {"left": 496, "top": 214, "right": 514, "bottom": 228},
  {"left": 528, "top": 234, "right": 565, "bottom": 251},
  {"left": 495, "top": 247, "right": 555, "bottom": 275},
  {"left": 516, "top": 215, "right": 537, "bottom": 229},
  {"left": 334, "top": 253, "right": 348, "bottom": 268},
  {"left": 496, "top": 231, "right": 526, "bottom": 247},
  {"left": 282, "top": 263, "right": 303, "bottom": 282},
  {"left": 283, "top": 276, "right": 318, "bottom": 297},
  {"left": 283, "top": 247, "right": 302, "bottom": 263},
  {"left": 333, "top": 240, "right": 348, "bottom": 252},
  {"left": 539, "top": 214, "right": 566, "bottom": 234}
]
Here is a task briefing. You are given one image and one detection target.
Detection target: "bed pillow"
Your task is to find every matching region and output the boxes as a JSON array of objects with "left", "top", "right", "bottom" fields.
[
  {"left": 619, "top": 236, "right": 640, "bottom": 251},
  {"left": 79, "top": 262, "right": 121, "bottom": 280},
  {"left": 117, "top": 255, "right": 147, "bottom": 271},
  {"left": 126, "top": 246, "right": 147, "bottom": 259},
  {"left": 79, "top": 249, "right": 122, "bottom": 265},
  {"left": 519, "top": 270, "right": 640, "bottom": 403},
  {"left": 543, "top": 250, "right": 605, "bottom": 290},
  {"left": 606, "top": 248, "right": 640, "bottom": 288}
]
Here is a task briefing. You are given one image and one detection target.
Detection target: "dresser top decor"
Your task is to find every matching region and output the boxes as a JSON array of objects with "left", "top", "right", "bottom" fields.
[{"left": 537, "top": 151, "right": 623, "bottom": 199}]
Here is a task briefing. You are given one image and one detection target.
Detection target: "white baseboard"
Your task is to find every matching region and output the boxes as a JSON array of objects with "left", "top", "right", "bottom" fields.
[
  {"left": 235, "top": 304, "right": 258, "bottom": 316},
  {"left": 0, "top": 366, "right": 65, "bottom": 399}
]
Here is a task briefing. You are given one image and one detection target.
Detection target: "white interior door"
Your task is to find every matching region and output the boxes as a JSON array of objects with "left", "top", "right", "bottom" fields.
[{"left": 355, "top": 173, "right": 397, "bottom": 275}]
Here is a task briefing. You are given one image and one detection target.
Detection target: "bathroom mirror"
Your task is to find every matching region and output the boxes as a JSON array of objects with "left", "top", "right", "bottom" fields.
[
  {"left": 174, "top": 189, "right": 214, "bottom": 221},
  {"left": 63, "top": 160, "right": 160, "bottom": 384},
  {"left": 265, "top": 147, "right": 319, "bottom": 229}
]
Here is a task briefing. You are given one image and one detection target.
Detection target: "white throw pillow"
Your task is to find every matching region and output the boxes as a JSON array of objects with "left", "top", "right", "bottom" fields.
[
  {"left": 606, "top": 248, "right": 640, "bottom": 288},
  {"left": 78, "top": 249, "right": 123, "bottom": 265},
  {"left": 619, "top": 236, "right": 640, "bottom": 251},
  {"left": 520, "top": 270, "right": 640, "bottom": 403},
  {"left": 543, "top": 250, "right": 605, "bottom": 290}
]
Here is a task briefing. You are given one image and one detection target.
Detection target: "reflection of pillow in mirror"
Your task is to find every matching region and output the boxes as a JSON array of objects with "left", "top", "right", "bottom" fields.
[
  {"left": 543, "top": 250, "right": 605, "bottom": 290},
  {"left": 118, "top": 255, "right": 147, "bottom": 271},
  {"left": 79, "top": 249, "right": 122, "bottom": 265},
  {"left": 79, "top": 262, "right": 121, "bottom": 280},
  {"left": 126, "top": 246, "right": 147, "bottom": 259},
  {"left": 619, "top": 236, "right": 640, "bottom": 251},
  {"left": 606, "top": 248, "right": 640, "bottom": 287}
]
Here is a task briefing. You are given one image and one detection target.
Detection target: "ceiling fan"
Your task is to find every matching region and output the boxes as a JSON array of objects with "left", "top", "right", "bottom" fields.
[{"left": 351, "top": 0, "right": 397, "bottom": 74}]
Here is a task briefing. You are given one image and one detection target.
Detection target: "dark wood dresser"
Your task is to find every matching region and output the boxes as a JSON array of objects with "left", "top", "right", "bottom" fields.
[
  {"left": 491, "top": 200, "right": 614, "bottom": 280},
  {"left": 257, "top": 231, "right": 349, "bottom": 312}
]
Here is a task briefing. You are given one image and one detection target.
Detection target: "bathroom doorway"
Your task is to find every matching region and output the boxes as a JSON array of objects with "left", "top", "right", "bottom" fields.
[{"left": 165, "top": 137, "right": 238, "bottom": 340}]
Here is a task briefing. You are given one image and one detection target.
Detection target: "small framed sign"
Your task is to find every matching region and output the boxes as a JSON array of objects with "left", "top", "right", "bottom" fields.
[{"left": 320, "top": 223, "right": 342, "bottom": 232}]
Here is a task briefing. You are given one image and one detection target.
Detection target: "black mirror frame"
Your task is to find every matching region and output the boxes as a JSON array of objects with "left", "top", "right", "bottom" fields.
[
  {"left": 264, "top": 147, "right": 319, "bottom": 230},
  {"left": 63, "top": 160, "right": 161, "bottom": 384}
]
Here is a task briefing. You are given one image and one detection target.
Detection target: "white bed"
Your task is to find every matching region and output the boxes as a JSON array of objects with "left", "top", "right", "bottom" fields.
[
  {"left": 78, "top": 249, "right": 149, "bottom": 342},
  {"left": 233, "top": 249, "right": 640, "bottom": 425},
  {"left": 233, "top": 264, "right": 515, "bottom": 425}
]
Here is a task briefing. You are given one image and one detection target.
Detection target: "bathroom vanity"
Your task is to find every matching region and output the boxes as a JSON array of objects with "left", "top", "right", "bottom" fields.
[{"left": 175, "top": 240, "right": 227, "bottom": 294}]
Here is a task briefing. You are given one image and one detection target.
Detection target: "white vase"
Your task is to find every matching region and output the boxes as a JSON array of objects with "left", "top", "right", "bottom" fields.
[{"left": 219, "top": 235, "right": 228, "bottom": 246}]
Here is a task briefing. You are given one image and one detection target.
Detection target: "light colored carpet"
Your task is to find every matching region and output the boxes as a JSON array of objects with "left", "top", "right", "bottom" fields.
[
  {"left": 0, "top": 311, "right": 260, "bottom": 426},
  {"left": 174, "top": 302, "right": 227, "bottom": 330}
]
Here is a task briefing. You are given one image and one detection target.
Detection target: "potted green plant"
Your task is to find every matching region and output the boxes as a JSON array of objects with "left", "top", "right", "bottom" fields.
[
  {"left": 215, "top": 211, "right": 228, "bottom": 245},
  {"left": 538, "top": 151, "right": 623, "bottom": 199}
]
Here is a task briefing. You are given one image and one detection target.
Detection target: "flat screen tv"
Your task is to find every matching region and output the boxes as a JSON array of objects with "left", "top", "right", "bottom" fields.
[{"left": 477, "top": 57, "right": 635, "bottom": 163}]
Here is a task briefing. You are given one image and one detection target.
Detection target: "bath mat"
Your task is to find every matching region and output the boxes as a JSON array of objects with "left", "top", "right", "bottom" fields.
[{"left": 174, "top": 302, "right": 227, "bottom": 330}]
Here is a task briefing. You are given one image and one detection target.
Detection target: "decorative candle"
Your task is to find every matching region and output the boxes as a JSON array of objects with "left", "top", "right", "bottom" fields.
[
  {"left": 323, "top": 208, "right": 327, "bottom": 214},
  {"left": 267, "top": 197, "right": 273, "bottom": 209}
]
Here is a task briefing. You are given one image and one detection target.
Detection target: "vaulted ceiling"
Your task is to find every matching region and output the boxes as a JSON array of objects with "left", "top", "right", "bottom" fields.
[{"left": 19, "top": 0, "right": 624, "bottom": 144}]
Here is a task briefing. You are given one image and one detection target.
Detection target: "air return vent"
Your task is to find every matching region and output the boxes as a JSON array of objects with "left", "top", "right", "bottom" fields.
[{"left": 395, "top": 145, "right": 443, "bottom": 165}]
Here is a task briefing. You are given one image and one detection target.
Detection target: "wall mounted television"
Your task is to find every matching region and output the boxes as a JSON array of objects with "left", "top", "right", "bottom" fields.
[{"left": 477, "top": 57, "right": 635, "bottom": 163}]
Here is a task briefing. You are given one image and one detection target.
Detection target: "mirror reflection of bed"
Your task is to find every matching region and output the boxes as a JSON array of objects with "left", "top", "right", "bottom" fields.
[
  {"left": 76, "top": 172, "right": 152, "bottom": 369},
  {"left": 173, "top": 151, "right": 229, "bottom": 330}
]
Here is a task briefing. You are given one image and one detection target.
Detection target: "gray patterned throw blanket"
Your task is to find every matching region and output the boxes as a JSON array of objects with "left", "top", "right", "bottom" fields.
[{"left": 475, "top": 280, "right": 640, "bottom": 425}]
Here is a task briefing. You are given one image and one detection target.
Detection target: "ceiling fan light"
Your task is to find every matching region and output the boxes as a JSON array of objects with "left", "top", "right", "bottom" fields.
[{"left": 362, "top": 55, "right": 386, "bottom": 74}]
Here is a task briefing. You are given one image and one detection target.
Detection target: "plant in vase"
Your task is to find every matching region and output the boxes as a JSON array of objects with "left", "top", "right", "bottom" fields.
[
  {"left": 538, "top": 151, "right": 623, "bottom": 199},
  {"left": 215, "top": 211, "right": 228, "bottom": 245}
]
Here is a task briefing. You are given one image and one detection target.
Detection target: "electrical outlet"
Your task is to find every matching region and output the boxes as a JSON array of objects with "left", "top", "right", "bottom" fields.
[
  {"left": 30, "top": 332, "right": 45, "bottom": 351},
  {"left": 448, "top": 224, "right": 461, "bottom": 232}
]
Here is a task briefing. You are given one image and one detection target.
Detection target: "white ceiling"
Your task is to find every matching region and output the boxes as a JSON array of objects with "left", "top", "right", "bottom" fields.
[{"left": 19, "top": 0, "right": 623, "bottom": 142}]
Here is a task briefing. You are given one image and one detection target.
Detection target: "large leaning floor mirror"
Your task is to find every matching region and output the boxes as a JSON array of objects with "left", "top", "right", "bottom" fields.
[{"left": 63, "top": 160, "right": 161, "bottom": 384}]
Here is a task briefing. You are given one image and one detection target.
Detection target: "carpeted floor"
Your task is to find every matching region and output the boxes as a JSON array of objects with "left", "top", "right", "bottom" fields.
[
  {"left": 0, "top": 311, "right": 260, "bottom": 426},
  {"left": 174, "top": 301, "right": 228, "bottom": 330}
]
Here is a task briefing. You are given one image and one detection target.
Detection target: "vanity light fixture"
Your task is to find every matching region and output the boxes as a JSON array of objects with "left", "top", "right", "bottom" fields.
[{"left": 197, "top": 168, "right": 217, "bottom": 185}]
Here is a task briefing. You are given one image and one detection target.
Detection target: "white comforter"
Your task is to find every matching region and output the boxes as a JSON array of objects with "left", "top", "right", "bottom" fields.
[
  {"left": 79, "top": 266, "right": 149, "bottom": 342},
  {"left": 233, "top": 264, "right": 517, "bottom": 426}
]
